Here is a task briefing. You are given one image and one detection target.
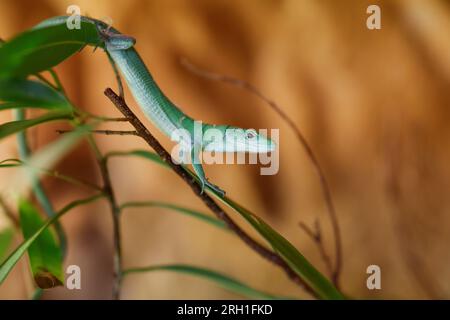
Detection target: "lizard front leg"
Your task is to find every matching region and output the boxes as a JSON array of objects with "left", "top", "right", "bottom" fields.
[{"left": 191, "top": 144, "right": 225, "bottom": 197}]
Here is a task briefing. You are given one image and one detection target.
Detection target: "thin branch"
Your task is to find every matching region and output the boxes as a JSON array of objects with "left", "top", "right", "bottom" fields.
[
  {"left": 180, "top": 58, "right": 342, "bottom": 287},
  {"left": 87, "top": 135, "right": 122, "bottom": 300},
  {"left": 57, "top": 129, "right": 138, "bottom": 136},
  {"left": 299, "top": 220, "right": 333, "bottom": 278},
  {"left": 104, "top": 87, "right": 318, "bottom": 298}
]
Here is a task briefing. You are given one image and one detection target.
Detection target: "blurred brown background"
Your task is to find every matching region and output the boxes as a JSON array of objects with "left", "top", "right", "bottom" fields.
[{"left": 1, "top": 0, "right": 450, "bottom": 299}]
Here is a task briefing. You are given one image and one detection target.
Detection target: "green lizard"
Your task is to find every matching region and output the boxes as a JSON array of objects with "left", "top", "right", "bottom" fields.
[{"left": 36, "top": 16, "right": 276, "bottom": 195}]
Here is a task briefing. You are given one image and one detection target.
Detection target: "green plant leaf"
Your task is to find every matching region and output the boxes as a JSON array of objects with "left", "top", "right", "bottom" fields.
[
  {"left": 205, "top": 186, "right": 344, "bottom": 299},
  {"left": 0, "top": 78, "right": 72, "bottom": 110},
  {"left": 106, "top": 150, "right": 166, "bottom": 167},
  {"left": 0, "top": 228, "right": 14, "bottom": 263},
  {"left": 19, "top": 198, "right": 64, "bottom": 288},
  {"left": 0, "top": 20, "right": 101, "bottom": 78},
  {"left": 223, "top": 198, "right": 343, "bottom": 300},
  {"left": 112, "top": 149, "right": 344, "bottom": 299},
  {"left": 0, "top": 193, "right": 104, "bottom": 285},
  {"left": 0, "top": 109, "right": 73, "bottom": 140},
  {"left": 124, "top": 264, "right": 288, "bottom": 300},
  {"left": 120, "top": 201, "right": 227, "bottom": 230},
  {"left": 0, "top": 102, "right": 29, "bottom": 111}
]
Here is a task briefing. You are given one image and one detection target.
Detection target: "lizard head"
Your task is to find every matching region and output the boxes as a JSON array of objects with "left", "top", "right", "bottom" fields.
[
  {"left": 104, "top": 34, "right": 136, "bottom": 51},
  {"left": 203, "top": 125, "right": 276, "bottom": 153}
]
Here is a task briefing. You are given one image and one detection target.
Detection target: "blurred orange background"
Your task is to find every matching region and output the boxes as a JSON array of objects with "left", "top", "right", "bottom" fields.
[{"left": 1, "top": 0, "right": 450, "bottom": 299}]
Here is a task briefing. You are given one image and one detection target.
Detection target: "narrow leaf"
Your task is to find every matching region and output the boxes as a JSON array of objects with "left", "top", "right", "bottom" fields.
[
  {"left": 0, "top": 19, "right": 101, "bottom": 78},
  {"left": 106, "top": 150, "right": 167, "bottom": 167},
  {"left": 223, "top": 198, "right": 344, "bottom": 300},
  {"left": 124, "top": 264, "right": 287, "bottom": 300},
  {"left": 0, "top": 228, "right": 14, "bottom": 263},
  {"left": 120, "top": 201, "right": 227, "bottom": 229},
  {"left": 19, "top": 198, "right": 63, "bottom": 288},
  {"left": 0, "top": 193, "right": 104, "bottom": 284},
  {"left": 0, "top": 78, "right": 72, "bottom": 110},
  {"left": 0, "top": 109, "right": 73, "bottom": 140}
]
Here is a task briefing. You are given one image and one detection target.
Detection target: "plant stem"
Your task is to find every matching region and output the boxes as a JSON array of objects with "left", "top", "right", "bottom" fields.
[
  {"left": 87, "top": 135, "right": 123, "bottom": 299},
  {"left": 299, "top": 220, "right": 333, "bottom": 278}
]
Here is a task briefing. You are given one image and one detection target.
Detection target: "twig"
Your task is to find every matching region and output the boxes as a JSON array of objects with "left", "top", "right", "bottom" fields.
[
  {"left": 180, "top": 58, "right": 342, "bottom": 287},
  {"left": 299, "top": 220, "right": 333, "bottom": 278},
  {"left": 95, "top": 117, "right": 130, "bottom": 122},
  {"left": 87, "top": 135, "right": 122, "bottom": 300},
  {"left": 57, "top": 129, "right": 138, "bottom": 136},
  {"left": 104, "top": 87, "right": 318, "bottom": 298}
]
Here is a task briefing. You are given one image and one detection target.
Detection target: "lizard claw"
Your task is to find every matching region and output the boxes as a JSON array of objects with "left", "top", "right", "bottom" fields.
[
  {"left": 199, "top": 179, "right": 225, "bottom": 197},
  {"left": 200, "top": 180, "right": 206, "bottom": 195},
  {"left": 205, "top": 180, "right": 226, "bottom": 197}
]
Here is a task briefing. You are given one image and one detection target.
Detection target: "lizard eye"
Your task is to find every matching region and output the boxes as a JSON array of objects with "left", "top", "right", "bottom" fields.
[{"left": 246, "top": 130, "right": 256, "bottom": 139}]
